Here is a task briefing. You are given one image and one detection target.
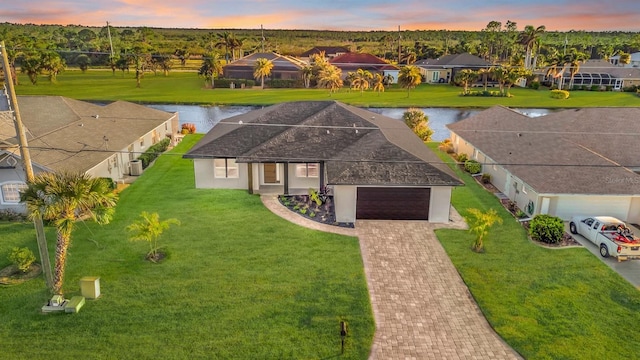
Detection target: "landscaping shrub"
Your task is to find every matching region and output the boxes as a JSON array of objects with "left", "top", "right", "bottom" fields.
[
  {"left": 528, "top": 81, "right": 540, "bottom": 90},
  {"left": 438, "top": 139, "right": 455, "bottom": 154},
  {"left": 590, "top": 85, "right": 599, "bottom": 91},
  {"left": 0, "top": 209, "right": 26, "bottom": 221},
  {"left": 456, "top": 153, "right": 468, "bottom": 163},
  {"left": 550, "top": 89, "right": 570, "bottom": 99},
  {"left": 138, "top": 138, "right": 170, "bottom": 169},
  {"left": 529, "top": 214, "right": 564, "bottom": 244},
  {"left": 215, "top": 79, "right": 254, "bottom": 88},
  {"left": 266, "top": 79, "right": 303, "bottom": 88},
  {"left": 8, "top": 247, "right": 36, "bottom": 273},
  {"left": 464, "top": 159, "right": 481, "bottom": 174},
  {"left": 100, "top": 177, "right": 116, "bottom": 191},
  {"left": 181, "top": 123, "right": 196, "bottom": 134},
  {"left": 481, "top": 173, "right": 491, "bottom": 184}
]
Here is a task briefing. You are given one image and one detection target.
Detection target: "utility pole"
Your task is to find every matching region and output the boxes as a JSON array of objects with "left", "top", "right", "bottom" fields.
[
  {"left": 107, "top": 21, "right": 114, "bottom": 59},
  {"left": 397, "top": 25, "right": 402, "bottom": 64},
  {"left": 261, "top": 24, "right": 265, "bottom": 53},
  {"left": 0, "top": 41, "right": 53, "bottom": 291}
]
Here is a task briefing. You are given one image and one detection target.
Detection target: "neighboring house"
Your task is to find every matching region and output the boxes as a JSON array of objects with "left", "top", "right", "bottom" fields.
[
  {"left": 540, "top": 59, "right": 640, "bottom": 90},
  {"left": 299, "top": 46, "right": 350, "bottom": 62},
  {"left": 415, "top": 53, "right": 493, "bottom": 84},
  {"left": 329, "top": 53, "right": 399, "bottom": 83},
  {"left": 223, "top": 52, "right": 307, "bottom": 82},
  {"left": 0, "top": 95, "right": 179, "bottom": 212},
  {"left": 609, "top": 52, "right": 640, "bottom": 67},
  {"left": 183, "top": 101, "right": 462, "bottom": 223},
  {"left": 447, "top": 106, "right": 640, "bottom": 222}
]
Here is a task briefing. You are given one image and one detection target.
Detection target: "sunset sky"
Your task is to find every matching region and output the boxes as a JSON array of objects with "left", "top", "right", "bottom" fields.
[{"left": 3, "top": 0, "right": 640, "bottom": 31}]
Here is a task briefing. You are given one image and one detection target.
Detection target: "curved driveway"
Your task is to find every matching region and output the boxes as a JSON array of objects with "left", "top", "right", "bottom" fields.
[{"left": 261, "top": 196, "right": 521, "bottom": 359}]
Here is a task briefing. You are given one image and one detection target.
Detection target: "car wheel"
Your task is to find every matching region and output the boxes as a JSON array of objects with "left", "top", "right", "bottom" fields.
[
  {"left": 569, "top": 222, "right": 577, "bottom": 234},
  {"left": 600, "top": 244, "right": 610, "bottom": 258}
]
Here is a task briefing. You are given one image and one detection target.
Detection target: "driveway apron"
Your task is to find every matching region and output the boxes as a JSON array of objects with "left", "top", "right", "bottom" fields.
[{"left": 357, "top": 220, "right": 521, "bottom": 360}]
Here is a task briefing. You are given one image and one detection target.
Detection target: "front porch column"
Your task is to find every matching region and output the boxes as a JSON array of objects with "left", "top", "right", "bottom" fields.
[
  {"left": 283, "top": 163, "right": 289, "bottom": 195},
  {"left": 247, "top": 162, "right": 253, "bottom": 194},
  {"left": 319, "top": 162, "right": 325, "bottom": 190}
]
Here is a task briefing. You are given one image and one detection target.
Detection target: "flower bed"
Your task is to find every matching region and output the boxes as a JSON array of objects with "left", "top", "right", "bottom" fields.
[{"left": 278, "top": 195, "right": 354, "bottom": 228}]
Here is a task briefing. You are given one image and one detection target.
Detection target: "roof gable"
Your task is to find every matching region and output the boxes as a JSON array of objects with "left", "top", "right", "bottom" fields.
[{"left": 225, "top": 52, "right": 306, "bottom": 71}]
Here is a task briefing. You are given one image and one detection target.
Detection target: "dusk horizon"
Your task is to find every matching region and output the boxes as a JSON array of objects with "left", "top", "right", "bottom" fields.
[{"left": 4, "top": 0, "right": 640, "bottom": 32}]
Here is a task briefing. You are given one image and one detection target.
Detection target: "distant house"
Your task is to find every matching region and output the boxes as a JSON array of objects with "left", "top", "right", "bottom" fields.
[
  {"left": 300, "top": 46, "right": 350, "bottom": 62},
  {"left": 223, "top": 52, "right": 307, "bottom": 82},
  {"left": 329, "top": 53, "right": 399, "bottom": 83},
  {"left": 414, "top": 53, "right": 493, "bottom": 84},
  {"left": 448, "top": 106, "right": 640, "bottom": 222},
  {"left": 609, "top": 52, "right": 640, "bottom": 68},
  {"left": 540, "top": 59, "right": 640, "bottom": 90},
  {"left": 0, "top": 95, "right": 178, "bottom": 212},
  {"left": 183, "top": 101, "right": 462, "bottom": 223}
]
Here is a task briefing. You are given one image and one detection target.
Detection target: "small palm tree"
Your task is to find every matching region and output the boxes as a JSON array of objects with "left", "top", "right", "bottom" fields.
[
  {"left": 254, "top": 57, "right": 274, "bottom": 88},
  {"left": 467, "top": 208, "right": 503, "bottom": 252},
  {"left": 372, "top": 73, "right": 385, "bottom": 94},
  {"left": 454, "top": 69, "right": 479, "bottom": 95},
  {"left": 300, "top": 65, "right": 313, "bottom": 88},
  {"left": 398, "top": 65, "right": 422, "bottom": 97},
  {"left": 352, "top": 68, "right": 373, "bottom": 95},
  {"left": 317, "top": 65, "right": 343, "bottom": 95},
  {"left": 21, "top": 172, "right": 117, "bottom": 294},
  {"left": 199, "top": 52, "right": 224, "bottom": 88},
  {"left": 128, "top": 212, "right": 180, "bottom": 262}
]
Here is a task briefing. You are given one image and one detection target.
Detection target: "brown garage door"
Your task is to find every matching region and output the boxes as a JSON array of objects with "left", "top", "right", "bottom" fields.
[{"left": 356, "top": 187, "right": 430, "bottom": 220}]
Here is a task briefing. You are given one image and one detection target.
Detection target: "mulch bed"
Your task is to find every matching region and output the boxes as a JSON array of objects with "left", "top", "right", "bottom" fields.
[
  {"left": 278, "top": 195, "right": 354, "bottom": 228},
  {"left": 0, "top": 263, "right": 42, "bottom": 285}
]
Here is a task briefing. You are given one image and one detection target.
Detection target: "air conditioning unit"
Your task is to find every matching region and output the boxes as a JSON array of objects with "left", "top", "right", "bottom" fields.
[{"left": 130, "top": 160, "right": 143, "bottom": 176}]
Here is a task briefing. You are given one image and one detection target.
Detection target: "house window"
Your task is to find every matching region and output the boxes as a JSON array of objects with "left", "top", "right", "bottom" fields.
[
  {"left": 1, "top": 182, "right": 27, "bottom": 203},
  {"left": 214, "top": 159, "right": 239, "bottom": 178},
  {"left": 139, "top": 138, "right": 145, "bottom": 148},
  {"left": 295, "top": 163, "right": 319, "bottom": 178}
]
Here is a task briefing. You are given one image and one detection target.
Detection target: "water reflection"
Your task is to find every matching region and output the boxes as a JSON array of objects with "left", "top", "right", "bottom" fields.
[{"left": 148, "top": 104, "right": 555, "bottom": 141}]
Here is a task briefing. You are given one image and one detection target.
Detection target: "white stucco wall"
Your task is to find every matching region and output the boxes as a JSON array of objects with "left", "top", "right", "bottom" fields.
[
  {"left": 429, "top": 186, "right": 452, "bottom": 223},
  {"left": 334, "top": 185, "right": 357, "bottom": 223},
  {"left": 551, "top": 195, "right": 632, "bottom": 221},
  {"left": 287, "top": 165, "right": 321, "bottom": 192},
  {"left": 193, "top": 159, "right": 249, "bottom": 189}
]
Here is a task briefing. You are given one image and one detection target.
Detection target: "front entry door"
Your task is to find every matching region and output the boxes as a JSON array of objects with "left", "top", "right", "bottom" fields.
[{"left": 263, "top": 163, "right": 279, "bottom": 184}]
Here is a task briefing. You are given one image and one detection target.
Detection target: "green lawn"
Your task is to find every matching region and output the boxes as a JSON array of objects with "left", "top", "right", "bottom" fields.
[
  {"left": 15, "top": 70, "right": 640, "bottom": 108},
  {"left": 0, "top": 135, "right": 374, "bottom": 359},
  {"left": 429, "top": 143, "right": 640, "bottom": 360}
]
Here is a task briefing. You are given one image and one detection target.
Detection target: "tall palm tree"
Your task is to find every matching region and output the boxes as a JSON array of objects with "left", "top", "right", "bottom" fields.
[
  {"left": 300, "top": 65, "right": 313, "bottom": 88},
  {"left": 372, "top": 73, "right": 385, "bottom": 94},
  {"left": 215, "top": 31, "right": 234, "bottom": 63},
  {"left": 398, "top": 65, "right": 422, "bottom": 97},
  {"left": 253, "top": 57, "right": 274, "bottom": 88},
  {"left": 351, "top": 68, "right": 373, "bottom": 94},
  {"left": 504, "top": 67, "right": 531, "bottom": 96},
  {"left": 199, "top": 52, "right": 224, "bottom": 88},
  {"left": 317, "top": 64, "right": 343, "bottom": 95},
  {"left": 518, "top": 25, "right": 546, "bottom": 70},
  {"left": 20, "top": 172, "right": 117, "bottom": 295}
]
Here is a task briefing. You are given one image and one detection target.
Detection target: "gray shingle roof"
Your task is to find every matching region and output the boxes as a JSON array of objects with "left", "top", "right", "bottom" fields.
[
  {"left": 447, "top": 106, "right": 640, "bottom": 195},
  {"left": 184, "top": 101, "right": 461, "bottom": 187},
  {"left": 415, "top": 53, "right": 492, "bottom": 68},
  {"left": 1, "top": 96, "right": 177, "bottom": 173}
]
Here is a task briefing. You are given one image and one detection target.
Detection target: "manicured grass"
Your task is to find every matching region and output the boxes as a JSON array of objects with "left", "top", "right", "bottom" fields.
[
  {"left": 429, "top": 143, "right": 640, "bottom": 360},
  {"left": 0, "top": 135, "right": 374, "bottom": 359},
  {"left": 15, "top": 70, "right": 640, "bottom": 108}
]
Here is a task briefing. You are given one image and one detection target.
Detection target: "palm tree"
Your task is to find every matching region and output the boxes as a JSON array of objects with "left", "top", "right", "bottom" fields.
[
  {"left": 544, "top": 55, "right": 568, "bottom": 90},
  {"left": 215, "top": 31, "right": 234, "bottom": 63},
  {"left": 253, "top": 57, "right": 274, "bottom": 88},
  {"left": 300, "top": 65, "right": 313, "bottom": 88},
  {"left": 454, "top": 69, "right": 478, "bottom": 95},
  {"left": 40, "top": 51, "right": 65, "bottom": 83},
  {"left": 351, "top": 68, "right": 373, "bottom": 94},
  {"left": 20, "top": 172, "right": 117, "bottom": 295},
  {"left": 565, "top": 51, "right": 588, "bottom": 89},
  {"left": 382, "top": 73, "right": 395, "bottom": 87},
  {"left": 317, "top": 64, "right": 343, "bottom": 95},
  {"left": 518, "top": 25, "right": 546, "bottom": 70},
  {"left": 397, "top": 65, "right": 422, "bottom": 97},
  {"left": 491, "top": 66, "right": 509, "bottom": 94},
  {"left": 372, "top": 73, "right": 385, "bottom": 94},
  {"left": 128, "top": 212, "right": 179, "bottom": 262},
  {"left": 504, "top": 67, "right": 531, "bottom": 96},
  {"left": 467, "top": 208, "right": 503, "bottom": 252},
  {"left": 199, "top": 52, "right": 224, "bottom": 88}
]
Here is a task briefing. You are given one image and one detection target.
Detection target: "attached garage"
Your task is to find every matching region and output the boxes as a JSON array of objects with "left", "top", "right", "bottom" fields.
[{"left": 356, "top": 187, "right": 430, "bottom": 220}]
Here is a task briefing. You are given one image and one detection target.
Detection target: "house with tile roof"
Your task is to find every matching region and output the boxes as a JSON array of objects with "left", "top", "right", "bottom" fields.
[
  {"left": 0, "top": 95, "right": 179, "bottom": 212},
  {"left": 609, "top": 51, "right": 640, "bottom": 68},
  {"left": 299, "top": 46, "right": 350, "bottom": 62},
  {"left": 184, "top": 101, "right": 462, "bottom": 223},
  {"left": 329, "top": 53, "right": 399, "bottom": 83},
  {"left": 414, "top": 53, "right": 493, "bottom": 84},
  {"left": 223, "top": 52, "right": 307, "bottom": 83},
  {"left": 447, "top": 106, "right": 640, "bottom": 221}
]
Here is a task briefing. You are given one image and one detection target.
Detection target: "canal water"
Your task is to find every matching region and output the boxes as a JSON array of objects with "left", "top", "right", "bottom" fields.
[{"left": 147, "top": 104, "right": 554, "bottom": 141}]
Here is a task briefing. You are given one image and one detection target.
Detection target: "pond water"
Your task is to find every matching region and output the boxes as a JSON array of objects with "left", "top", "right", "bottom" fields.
[{"left": 147, "top": 104, "right": 555, "bottom": 141}]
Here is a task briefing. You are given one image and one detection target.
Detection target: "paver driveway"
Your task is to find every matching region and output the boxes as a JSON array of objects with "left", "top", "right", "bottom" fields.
[{"left": 357, "top": 220, "right": 521, "bottom": 360}]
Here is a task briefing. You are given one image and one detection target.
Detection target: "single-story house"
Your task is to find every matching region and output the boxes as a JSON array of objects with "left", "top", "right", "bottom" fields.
[
  {"left": 415, "top": 53, "right": 493, "bottom": 84},
  {"left": 223, "top": 52, "right": 307, "bottom": 82},
  {"left": 299, "top": 46, "right": 350, "bottom": 62},
  {"left": 609, "top": 52, "right": 640, "bottom": 68},
  {"left": 0, "top": 95, "right": 179, "bottom": 212},
  {"left": 183, "top": 101, "right": 462, "bottom": 223},
  {"left": 447, "top": 106, "right": 640, "bottom": 222},
  {"left": 539, "top": 59, "right": 640, "bottom": 90},
  {"left": 329, "top": 53, "right": 399, "bottom": 83}
]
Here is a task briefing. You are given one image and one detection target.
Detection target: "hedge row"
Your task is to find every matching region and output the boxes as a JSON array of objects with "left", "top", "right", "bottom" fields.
[{"left": 139, "top": 138, "right": 171, "bottom": 169}]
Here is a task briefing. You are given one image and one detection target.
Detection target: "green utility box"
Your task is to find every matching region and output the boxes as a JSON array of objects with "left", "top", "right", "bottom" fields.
[{"left": 80, "top": 276, "right": 101, "bottom": 299}]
